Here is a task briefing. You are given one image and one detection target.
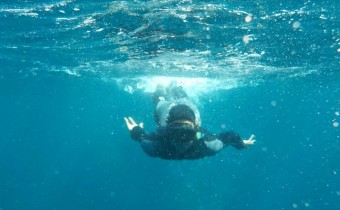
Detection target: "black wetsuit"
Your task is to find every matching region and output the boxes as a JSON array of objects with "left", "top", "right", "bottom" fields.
[
  {"left": 130, "top": 125, "right": 246, "bottom": 160},
  {"left": 129, "top": 84, "right": 247, "bottom": 160}
]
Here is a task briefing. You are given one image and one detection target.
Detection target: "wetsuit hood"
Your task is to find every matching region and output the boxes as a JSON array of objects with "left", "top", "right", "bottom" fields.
[
  {"left": 167, "top": 104, "right": 195, "bottom": 125},
  {"left": 155, "top": 98, "right": 201, "bottom": 127}
]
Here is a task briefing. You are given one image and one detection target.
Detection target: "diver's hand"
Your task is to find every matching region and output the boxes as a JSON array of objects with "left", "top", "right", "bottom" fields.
[
  {"left": 243, "top": 134, "right": 256, "bottom": 147},
  {"left": 124, "top": 117, "right": 144, "bottom": 131}
]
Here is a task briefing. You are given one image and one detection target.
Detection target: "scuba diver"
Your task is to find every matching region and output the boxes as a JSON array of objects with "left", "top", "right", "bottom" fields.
[{"left": 124, "top": 83, "right": 255, "bottom": 160}]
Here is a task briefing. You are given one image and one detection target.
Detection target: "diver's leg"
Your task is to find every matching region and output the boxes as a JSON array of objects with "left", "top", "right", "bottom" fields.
[
  {"left": 152, "top": 84, "right": 166, "bottom": 105},
  {"left": 166, "top": 83, "right": 187, "bottom": 100},
  {"left": 171, "top": 86, "right": 187, "bottom": 99}
]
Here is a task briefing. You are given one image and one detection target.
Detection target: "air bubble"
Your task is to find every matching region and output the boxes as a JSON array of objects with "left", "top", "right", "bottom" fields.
[
  {"left": 243, "top": 35, "right": 250, "bottom": 44},
  {"left": 271, "top": 101, "right": 277, "bottom": 107},
  {"left": 333, "top": 121, "right": 339, "bottom": 127},
  {"left": 245, "top": 15, "right": 252, "bottom": 23},
  {"left": 292, "top": 21, "right": 301, "bottom": 29}
]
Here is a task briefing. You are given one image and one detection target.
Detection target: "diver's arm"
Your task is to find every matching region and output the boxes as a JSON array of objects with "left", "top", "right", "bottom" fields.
[
  {"left": 124, "top": 117, "right": 158, "bottom": 142},
  {"left": 202, "top": 139, "right": 224, "bottom": 154},
  {"left": 196, "top": 128, "right": 224, "bottom": 156},
  {"left": 124, "top": 117, "right": 143, "bottom": 131},
  {"left": 130, "top": 126, "right": 147, "bottom": 141},
  {"left": 124, "top": 117, "right": 148, "bottom": 141},
  {"left": 219, "top": 131, "right": 255, "bottom": 149},
  {"left": 243, "top": 134, "right": 256, "bottom": 147},
  {"left": 124, "top": 117, "right": 163, "bottom": 158}
]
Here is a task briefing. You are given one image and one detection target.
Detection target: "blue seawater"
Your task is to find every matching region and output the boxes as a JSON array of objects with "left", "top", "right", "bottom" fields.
[{"left": 0, "top": 0, "right": 339, "bottom": 209}]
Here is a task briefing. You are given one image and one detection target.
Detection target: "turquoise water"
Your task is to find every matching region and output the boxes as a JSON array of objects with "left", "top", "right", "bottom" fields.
[{"left": 0, "top": 0, "right": 339, "bottom": 209}]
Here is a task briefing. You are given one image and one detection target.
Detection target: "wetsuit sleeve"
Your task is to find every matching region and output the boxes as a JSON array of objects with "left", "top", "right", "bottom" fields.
[
  {"left": 194, "top": 128, "right": 224, "bottom": 157},
  {"left": 130, "top": 126, "right": 160, "bottom": 142},
  {"left": 130, "top": 126, "right": 162, "bottom": 158},
  {"left": 219, "top": 131, "right": 246, "bottom": 149},
  {"left": 130, "top": 126, "right": 147, "bottom": 141}
]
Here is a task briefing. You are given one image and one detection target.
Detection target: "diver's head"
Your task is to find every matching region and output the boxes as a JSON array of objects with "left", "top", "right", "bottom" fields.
[
  {"left": 167, "top": 104, "right": 197, "bottom": 146},
  {"left": 167, "top": 104, "right": 196, "bottom": 129}
]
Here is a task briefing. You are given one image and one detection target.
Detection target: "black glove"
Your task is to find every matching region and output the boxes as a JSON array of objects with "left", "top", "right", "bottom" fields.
[
  {"left": 131, "top": 126, "right": 146, "bottom": 141},
  {"left": 219, "top": 131, "right": 245, "bottom": 149}
]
